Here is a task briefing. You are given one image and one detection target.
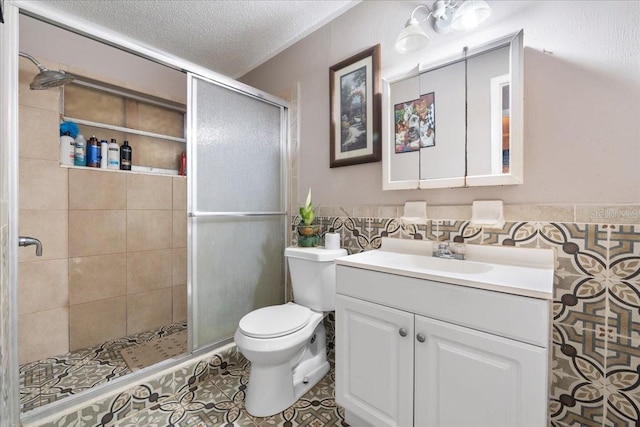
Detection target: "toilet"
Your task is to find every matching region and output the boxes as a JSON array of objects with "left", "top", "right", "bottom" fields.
[{"left": 234, "top": 245, "right": 347, "bottom": 417}]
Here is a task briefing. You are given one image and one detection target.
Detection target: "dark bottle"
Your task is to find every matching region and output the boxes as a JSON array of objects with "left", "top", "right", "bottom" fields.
[
  {"left": 120, "top": 140, "right": 132, "bottom": 170},
  {"left": 179, "top": 152, "right": 186, "bottom": 176},
  {"left": 86, "top": 135, "right": 101, "bottom": 167}
]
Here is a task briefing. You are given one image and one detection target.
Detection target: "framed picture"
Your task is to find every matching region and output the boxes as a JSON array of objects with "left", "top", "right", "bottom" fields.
[
  {"left": 329, "top": 44, "right": 381, "bottom": 167},
  {"left": 394, "top": 92, "right": 436, "bottom": 153}
]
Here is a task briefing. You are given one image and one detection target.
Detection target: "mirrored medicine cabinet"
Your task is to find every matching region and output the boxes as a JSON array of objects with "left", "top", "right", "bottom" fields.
[{"left": 382, "top": 30, "right": 523, "bottom": 190}]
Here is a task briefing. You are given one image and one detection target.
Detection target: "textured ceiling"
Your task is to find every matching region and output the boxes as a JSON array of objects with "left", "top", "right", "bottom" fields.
[{"left": 29, "top": 0, "right": 359, "bottom": 78}]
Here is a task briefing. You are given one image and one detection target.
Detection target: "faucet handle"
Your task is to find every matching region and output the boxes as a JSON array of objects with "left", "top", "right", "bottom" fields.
[{"left": 450, "top": 242, "right": 466, "bottom": 255}]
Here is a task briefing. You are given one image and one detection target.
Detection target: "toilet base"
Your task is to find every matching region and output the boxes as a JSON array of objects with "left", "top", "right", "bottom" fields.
[
  {"left": 244, "top": 323, "right": 330, "bottom": 417},
  {"left": 293, "top": 358, "right": 330, "bottom": 401},
  {"left": 244, "top": 358, "right": 330, "bottom": 418}
]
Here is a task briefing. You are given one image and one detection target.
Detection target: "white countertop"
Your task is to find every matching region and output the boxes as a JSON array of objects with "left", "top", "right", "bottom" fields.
[{"left": 335, "top": 244, "right": 555, "bottom": 300}]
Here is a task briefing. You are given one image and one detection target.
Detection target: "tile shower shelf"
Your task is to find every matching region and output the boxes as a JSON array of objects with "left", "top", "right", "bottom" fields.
[{"left": 61, "top": 164, "right": 185, "bottom": 178}]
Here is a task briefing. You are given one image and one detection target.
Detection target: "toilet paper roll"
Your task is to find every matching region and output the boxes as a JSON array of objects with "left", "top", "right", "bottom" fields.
[{"left": 325, "top": 232, "right": 341, "bottom": 250}]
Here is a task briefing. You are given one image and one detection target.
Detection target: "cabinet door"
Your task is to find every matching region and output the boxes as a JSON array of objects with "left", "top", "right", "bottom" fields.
[
  {"left": 414, "top": 315, "right": 548, "bottom": 427},
  {"left": 336, "top": 295, "right": 414, "bottom": 427}
]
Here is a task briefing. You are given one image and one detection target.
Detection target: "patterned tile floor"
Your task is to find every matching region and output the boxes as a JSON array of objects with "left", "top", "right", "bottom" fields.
[
  {"left": 19, "top": 322, "right": 187, "bottom": 414},
  {"left": 112, "top": 354, "right": 349, "bottom": 427}
]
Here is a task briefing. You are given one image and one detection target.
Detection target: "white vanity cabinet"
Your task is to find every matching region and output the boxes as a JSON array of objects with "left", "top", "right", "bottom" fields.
[
  {"left": 335, "top": 262, "right": 551, "bottom": 427},
  {"left": 414, "top": 315, "right": 547, "bottom": 427},
  {"left": 336, "top": 295, "right": 414, "bottom": 427}
]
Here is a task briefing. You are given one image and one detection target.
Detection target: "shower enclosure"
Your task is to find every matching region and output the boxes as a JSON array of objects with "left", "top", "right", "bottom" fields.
[{"left": 1, "top": 3, "right": 289, "bottom": 424}]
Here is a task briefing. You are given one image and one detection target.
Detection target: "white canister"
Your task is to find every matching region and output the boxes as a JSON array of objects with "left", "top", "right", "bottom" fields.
[{"left": 60, "top": 134, "right": 75, "bottom": 166}]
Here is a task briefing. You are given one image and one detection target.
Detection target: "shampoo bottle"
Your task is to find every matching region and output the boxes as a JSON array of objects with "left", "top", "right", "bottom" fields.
[
  {"left": 120, "top": 140, "right": 132, "bottom": 170},
  {"left": 107, "top": 138, "right": 120, "bottom": 170},
  {"left": 60, "top": 132, "right": 75, "bottom": 166},
  {"left": 100, "top": 140, "right": 108, "bottom": 168},
  {"left": 74, "top": 134, "right": 86, "bottom": 166},
  {"left": 87, "top": 135, "right": 100, "bottom": 167}
]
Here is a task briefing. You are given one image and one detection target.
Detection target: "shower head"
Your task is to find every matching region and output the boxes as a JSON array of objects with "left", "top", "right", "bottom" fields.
[{"left": 19, "top": 51, "right": 74, "bottom": 90}]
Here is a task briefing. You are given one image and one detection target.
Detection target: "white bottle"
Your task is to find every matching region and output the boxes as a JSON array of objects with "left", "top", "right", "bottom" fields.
[
  {"left": 107, "top": 138, "right": 120, "bottom": 170},
  {"left": 100, "top": 140, "right": 108, "bottom": 168},
  {"left": 60, "top": 133, "right": 75, "bottom": 166}
]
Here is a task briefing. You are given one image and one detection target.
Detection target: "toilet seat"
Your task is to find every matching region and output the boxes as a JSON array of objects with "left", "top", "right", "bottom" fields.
[{"left": 239, "top": 304, "right": 311, "bottom": 338}]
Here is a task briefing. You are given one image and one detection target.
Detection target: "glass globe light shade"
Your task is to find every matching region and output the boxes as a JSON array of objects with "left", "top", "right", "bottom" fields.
[
  {"left": 451, "top": 0, "right": 491, "bottom": 31},
  {"left": 394, "top": 19, "right": 430, "bottom": 53}
]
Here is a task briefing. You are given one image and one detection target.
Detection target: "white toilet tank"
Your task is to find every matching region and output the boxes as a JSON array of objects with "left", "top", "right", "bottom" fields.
[{"left": 285, "top": 246, "right": 347, "bottom": 311}]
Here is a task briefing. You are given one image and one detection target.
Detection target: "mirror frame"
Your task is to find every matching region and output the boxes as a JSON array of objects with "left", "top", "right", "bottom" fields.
[{"left": 382, "top": 30, "right": 524, "bottom": 190}]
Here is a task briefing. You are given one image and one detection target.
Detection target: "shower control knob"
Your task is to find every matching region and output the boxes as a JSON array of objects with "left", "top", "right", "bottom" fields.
[
  {"left": 416, "top": 333, "right": 426, "bottom": 343},
  {"left": 399, "top": 328, "right": 408, "bottom": 337}
]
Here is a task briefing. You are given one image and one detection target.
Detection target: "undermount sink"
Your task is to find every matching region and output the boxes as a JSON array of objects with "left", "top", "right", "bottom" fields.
[{"left": 400, "top": 254, "right": 492, "bottom": 274}]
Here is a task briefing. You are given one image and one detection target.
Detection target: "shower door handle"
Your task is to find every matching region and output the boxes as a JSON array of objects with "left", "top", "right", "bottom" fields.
[{"left": 19, "top": 236, "right": 42, "bottom": 256}]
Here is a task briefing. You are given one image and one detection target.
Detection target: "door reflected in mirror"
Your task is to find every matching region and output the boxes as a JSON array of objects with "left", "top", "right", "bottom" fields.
[{"left": 491, "top": 77, "right": 510, "bottom": 174}]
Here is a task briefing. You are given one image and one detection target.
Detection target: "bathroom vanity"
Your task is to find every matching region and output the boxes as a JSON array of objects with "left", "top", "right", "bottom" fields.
[{"left": 335, "top": 238, "right": 554, "bottom": 427}]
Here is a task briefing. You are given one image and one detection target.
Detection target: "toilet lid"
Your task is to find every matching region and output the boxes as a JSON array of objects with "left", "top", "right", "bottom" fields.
[{"left": 239, "top": 304, "right": 311, "bottom": 338}]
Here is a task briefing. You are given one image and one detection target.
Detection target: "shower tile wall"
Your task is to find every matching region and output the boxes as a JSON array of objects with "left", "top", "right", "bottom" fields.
[
  {"left": 304, "top": 205, "right": 640, "bottom": 427},
  {"left": 18, "top": 57, "right": 187, "bottom": 364},
  {"left": 18, "top": 57, "right": 70, "bottom": 364},
  {"left": 67, "top": 171, "right": 186, "bottom": 350}
]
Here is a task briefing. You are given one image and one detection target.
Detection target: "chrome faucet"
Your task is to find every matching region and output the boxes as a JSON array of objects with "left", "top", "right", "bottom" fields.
[
  {"left": 19, "top": 236, "right": 42, "bottom": 256},
  {"left": 433, "top": 241, "right": 465, "bottom": 260}
]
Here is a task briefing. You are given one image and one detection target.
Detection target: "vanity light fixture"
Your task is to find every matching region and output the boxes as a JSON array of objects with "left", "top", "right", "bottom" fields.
[{"left": 394, "top": 0, "right": 491, "bottom": 53}]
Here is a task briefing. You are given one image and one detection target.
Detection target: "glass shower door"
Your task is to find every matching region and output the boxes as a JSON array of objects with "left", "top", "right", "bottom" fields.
[{"left": 188, "top": 74, "right": 288, "bottom": 349}]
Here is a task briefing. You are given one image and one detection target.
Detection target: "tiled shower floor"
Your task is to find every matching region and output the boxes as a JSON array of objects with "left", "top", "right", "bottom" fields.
[{"left": 19, "top": 322, "right": 187, "bottom": 413}]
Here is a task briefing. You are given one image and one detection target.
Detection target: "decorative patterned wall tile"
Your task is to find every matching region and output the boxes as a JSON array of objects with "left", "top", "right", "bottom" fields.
[
  {"left": 551, "top": 324, "right": 606, "bottom": 383},
  {"left": 433, "top": 220, "right": 481, "bottom": 244},
  {"left": 553, "top": 274, "right": 607, "bottom": 330},
  {"left": 607, "top": 225, "right": 640, "bottom": 344},
  {"left": 608, "top": 225, "right": 640, "bottom": 273},
  {"left": 605, "top": 334, "right": 640, "bottom": 425},
  {"left": 549, "top": 323, "right": 607, "bottom": 426},
  {"left": 608, "top": 279, "right": 640, "bottom": 341},
  {"left": 549, "top": 373, "right": 605, "bottom": 427},
  {"left": 484, "top": 221, "right": 538, "bottom": 247},
  {"left": 340, "top": 217, "right": 368, "bottom": 253},
  {"left": 539, "top": 223, "right": 608, "bottom": 278}
]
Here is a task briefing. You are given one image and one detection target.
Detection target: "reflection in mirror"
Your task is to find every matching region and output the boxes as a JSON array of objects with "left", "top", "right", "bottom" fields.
[
  {"left": 418, "top": 61, "right": 465, "bottom": 181},
  {"left": 491, "top": 75, "right": 510, "bottom": 174},
  {"left": 382, "top": 30, "right": 524, "bottom": 190},
  {"left": 466, "top": 45, "right": 510, "bottom": 176}
]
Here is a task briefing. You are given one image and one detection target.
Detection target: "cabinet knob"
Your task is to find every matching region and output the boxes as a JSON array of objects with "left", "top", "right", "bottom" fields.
[
  {"left": 416, "top": 333, "right": 426, "bottom": 343},
  {"left": 399, "top": 328, "right": 408, "bottom": 337}
]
